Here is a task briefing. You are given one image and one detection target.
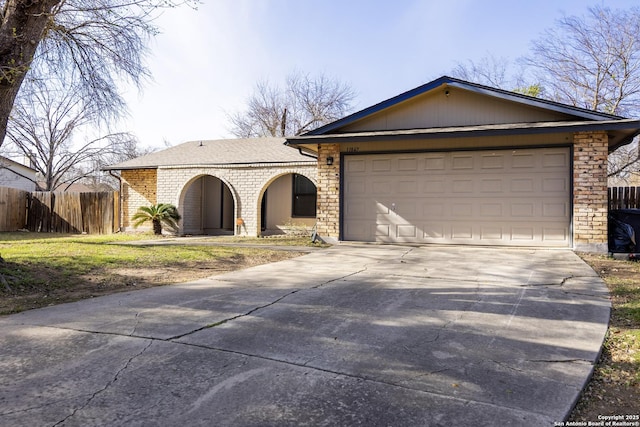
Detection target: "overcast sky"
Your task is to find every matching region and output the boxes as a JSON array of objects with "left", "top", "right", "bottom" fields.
[{"left": 121, "top": 0, "right": 638, "bottom": 149}]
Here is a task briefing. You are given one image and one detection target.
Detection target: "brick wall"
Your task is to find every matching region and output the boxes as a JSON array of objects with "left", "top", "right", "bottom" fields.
[
  {"left": 316, "top": 144, "right": 341, "bottom": 241},
  {"left": 121, "top": 169, "right": 157, "bottom": 229},
  {"left": 149, "top": 163, "right": 316, "bottom": 236},
  {"left": 573, "top": 131, "right": 608, "bottom": 252}
]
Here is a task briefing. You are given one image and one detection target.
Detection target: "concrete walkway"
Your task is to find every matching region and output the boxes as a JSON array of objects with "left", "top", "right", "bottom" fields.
[{"left": 0, "top": 245, "right": 609, "bottom": 426}]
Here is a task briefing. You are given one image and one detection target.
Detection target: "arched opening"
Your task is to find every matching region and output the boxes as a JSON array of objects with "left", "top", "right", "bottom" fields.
[
  {"left": 181, "top": 175, "right": 235, "bottom": 235},
  {"left": 260, "top": 173, "right": 316, "bottom": 236}
]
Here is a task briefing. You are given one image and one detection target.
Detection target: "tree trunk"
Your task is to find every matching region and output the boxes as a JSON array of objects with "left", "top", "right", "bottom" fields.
[
  {"left": 0, "top": 0, "right": 62, "bottom": 146},
  {"left": 152, "top": 219, "right": 162, "bottom": 235}
]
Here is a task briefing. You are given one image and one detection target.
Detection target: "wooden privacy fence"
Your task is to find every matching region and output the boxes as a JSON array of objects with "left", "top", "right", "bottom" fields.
[
  {"left": 0, "top": 187, "right": 119, "bottom": 233},
  {"left": 0, "top": 186, "right": 28, "bottom": 232},
  {"left": 609, "top": 186, "right": 640, "bottom": 210}
]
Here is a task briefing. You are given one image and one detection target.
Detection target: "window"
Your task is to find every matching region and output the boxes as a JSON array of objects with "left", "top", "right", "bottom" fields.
[{"left": 292, "top": 174, "right": 317, "bottom": 217}]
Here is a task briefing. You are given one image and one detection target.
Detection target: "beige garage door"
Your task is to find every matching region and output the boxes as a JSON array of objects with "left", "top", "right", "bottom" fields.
[{"left": 343, "top": 147, "right": 571, "bottom": 247}]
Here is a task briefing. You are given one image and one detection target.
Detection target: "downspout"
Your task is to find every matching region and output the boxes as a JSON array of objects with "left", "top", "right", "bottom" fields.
[
  {"left": 297, "top": 147, "right": 318, "bottom": 159},
  {"left": 108, "top": 170, "right": 123, "bottom": 232}
]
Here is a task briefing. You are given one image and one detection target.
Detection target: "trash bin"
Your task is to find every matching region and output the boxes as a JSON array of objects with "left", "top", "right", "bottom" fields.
[{"left": 609, "top": 209, "right": 640, "bottom": 252}]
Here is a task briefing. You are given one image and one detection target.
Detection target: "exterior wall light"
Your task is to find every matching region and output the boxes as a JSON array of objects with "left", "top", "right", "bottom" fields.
[{"left": 326, "top": 156, "right": 334, "bottom": 166}]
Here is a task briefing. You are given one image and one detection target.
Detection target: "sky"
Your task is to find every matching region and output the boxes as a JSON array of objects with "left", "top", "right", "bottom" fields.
[{"left": 120, "top": 0, "right": 639, "bottom": 149}]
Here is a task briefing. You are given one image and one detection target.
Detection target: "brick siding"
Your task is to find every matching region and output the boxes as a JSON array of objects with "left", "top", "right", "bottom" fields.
[
  {"left": 122, "top": 163, "right": 316, "bottom": 236},
  {"left": 573, "top": 131, "right": 608, "bottom": 252},
  {"left": 316, "top": 144, "right": 341, "bottom": 241},
  {"left": 121, "top": 169, "right": 157, "bottom": 229}
]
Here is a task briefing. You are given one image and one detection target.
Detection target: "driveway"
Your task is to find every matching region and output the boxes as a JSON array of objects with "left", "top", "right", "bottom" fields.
[{"left": 0, "top": 245, "right": 609, "bottom": 426}]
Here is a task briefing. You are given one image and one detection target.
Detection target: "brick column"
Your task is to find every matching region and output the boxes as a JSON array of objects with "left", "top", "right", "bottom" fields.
[
  {"left": 573, "top": 131, "right": 608, "bottom": 253},
  {"left": 316, "top": 144, "right": 340, "bottom": 242}
]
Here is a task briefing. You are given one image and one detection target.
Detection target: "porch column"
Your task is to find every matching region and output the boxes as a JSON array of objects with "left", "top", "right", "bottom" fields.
[
  {"left": 316, "top": 144, "right": 340, "bottom": 242},
  {"left": 573, "top": 131, "right": 608, "bottom": 253}
]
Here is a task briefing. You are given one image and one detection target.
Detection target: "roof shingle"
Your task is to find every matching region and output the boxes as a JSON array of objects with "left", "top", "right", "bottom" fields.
[{"left": 104, "top": 138, "right": 315, "bottom": 170}]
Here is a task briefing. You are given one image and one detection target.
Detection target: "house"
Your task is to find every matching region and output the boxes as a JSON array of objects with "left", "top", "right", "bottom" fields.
[
  {"left": 285, "top": 76, "right": 640, "bottom": 252},
  {"left": 104, "top": 138, "right": 317, "bottom": 235},
  {"left": 107, "top": 76, "right": 640, "bottom": 252},
  {"left": 0, "top": 156, "right": 36, "bottom": 191}
]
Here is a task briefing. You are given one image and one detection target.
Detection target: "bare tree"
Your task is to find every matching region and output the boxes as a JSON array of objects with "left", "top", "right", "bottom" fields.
[
  {"left": 6, "top": 79, "right": 138, "bottom": 190},
  {"left": 455, "top": 7, "right": 640, "bottom": 179},
  {"left": 525, "top": 5, "right": 640, "bottom": 116},
  {"left": 452, "top": 54, "right": 512, "bottom": 89},
  {"left": 228, "top": 71, "right": 356, "bottom": 137},
  {"left": 525, "top": 6, "right": 640, "bottom": 179},
  {"left": 452, "top": 55, "right": 543, "bottom": 97},
  {"left": 0, "top": 0, "right": 197, "bottom": 147}
]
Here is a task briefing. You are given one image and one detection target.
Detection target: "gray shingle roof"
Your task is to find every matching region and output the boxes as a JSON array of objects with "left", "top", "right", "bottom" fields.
[{"left": 104, "top": 138, "right": 316, "bottom": 170}]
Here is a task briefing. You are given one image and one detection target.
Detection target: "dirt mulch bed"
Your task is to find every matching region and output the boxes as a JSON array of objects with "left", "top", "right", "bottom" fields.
[{"left": 569, "top": 253, "right": 640, "bottom": 421}]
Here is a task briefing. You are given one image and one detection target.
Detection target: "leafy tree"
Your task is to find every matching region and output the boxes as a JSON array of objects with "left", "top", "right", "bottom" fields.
[
  {"left": 132, "top": 203, "right": 181, "bottom": 235},
  {"left": 0, "top": 0, "right": 198, "bottom": 147},
  {"left": 228, "top": 71, "right": 356, "bottom": 137}
]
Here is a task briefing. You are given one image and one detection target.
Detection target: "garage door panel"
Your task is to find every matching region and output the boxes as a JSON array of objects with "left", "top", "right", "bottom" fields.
[
  {"left": 543, "top": 152, "right": 569, "bottom": 168},
  {"left": 422, "top": 178, "right": 446, "bottom": 193},
  {"left": 452, "top": 155, "right": 475, "bottom": 170},
  {"left": 543, "top": 227, "right": 569, "bottom": 241},
  {"left": 481, "top": 154, "right": 505, "bottom": 169},
  {"left": 397, "top": 180, "right": 418, "bottom": 193},
  {"left": 343, "top": 148, "right": 570, "bottom": 247},
  {"left": 543, "top": 177, "right": 569, "bottom": 192},
  {"left": 376, "top": 224, "right": 390, "bottom": 237},
  {"left": 375, "top": 201, "right": 390, "bottom": 214},
  {"left": 480, "top": 226, "right": 503, "bottom": 240},
  {"left": 372, "top": 159, "right": 392, "bottom": 172},
  {"left": 372, "top": 180, "right": 392, "bottom": 194},
  {"left": 424, "top": 155, "right": 446, "bottom": 171},
  {"left": 543, "top": 202, "right": 569, "bottom": 218},
  {"left": 346, "top": 159, "right": 366, "bottom": 172},
  {"left": 345, "top": 199, "right": 368, "bottom": 217},
  {"left": 397, "top": 157, "right": 419, "bottom": 171}
]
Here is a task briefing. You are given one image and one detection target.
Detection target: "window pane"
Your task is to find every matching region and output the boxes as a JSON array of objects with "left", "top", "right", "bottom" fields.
[
  {"left": 293, "top": 174, "right": 317, "bottom": 217},
  {"left": 294, "top": 174, "right": 316, "bottom": 195}
]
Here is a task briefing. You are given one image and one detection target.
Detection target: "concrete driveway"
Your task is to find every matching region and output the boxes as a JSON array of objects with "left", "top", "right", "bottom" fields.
[{"left": 0, "top": 245, "right": 609, "bottom": 426}]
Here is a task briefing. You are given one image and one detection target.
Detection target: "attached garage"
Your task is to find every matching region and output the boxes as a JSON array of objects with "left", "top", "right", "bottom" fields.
[
  {"left": 343, "top": 147, "right": 570, "bottom": 246},
  {"left": 286, "top": 76, "right": 640, "bottom": 252}
]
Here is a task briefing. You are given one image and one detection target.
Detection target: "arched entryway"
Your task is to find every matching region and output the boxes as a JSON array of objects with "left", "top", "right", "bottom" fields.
[
  {"left": 180, "top": 175, "right": 235, "bottom": 235},
  {"left": 259, "top": 173, "right": 317, "bottom": 236}
]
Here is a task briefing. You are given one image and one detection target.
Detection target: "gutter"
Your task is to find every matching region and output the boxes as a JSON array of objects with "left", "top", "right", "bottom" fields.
[{"left": 297, "top": 147, "right": 318, "bottom": 159}]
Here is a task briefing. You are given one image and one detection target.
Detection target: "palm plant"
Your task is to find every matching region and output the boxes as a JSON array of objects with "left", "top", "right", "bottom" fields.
[{"left": 132, "top": 203, "right": 181, "bottom": 235}]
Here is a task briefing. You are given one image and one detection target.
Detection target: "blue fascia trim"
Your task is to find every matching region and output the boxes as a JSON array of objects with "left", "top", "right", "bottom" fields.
[
  {"left": 305, "top": 76, "right": 625, "bottom": 136},
  {"left": 288, "top": 120, "right": 640, "bottom": 150}
]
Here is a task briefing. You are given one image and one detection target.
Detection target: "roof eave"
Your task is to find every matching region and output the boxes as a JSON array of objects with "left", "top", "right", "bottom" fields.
[
  {"left": 102, "top": 160, "right": 316, "bottom": 172},
  {"left": 304, "top": 76, "right": 625, "bottom": 136},
  {"left": 286, "top": 120, "right": 640, "bottom": 149}
]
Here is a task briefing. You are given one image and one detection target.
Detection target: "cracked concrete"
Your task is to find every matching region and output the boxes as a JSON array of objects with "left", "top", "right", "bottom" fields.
[{"left": 0, "top": 245, "right": 609, "bottom": 426}]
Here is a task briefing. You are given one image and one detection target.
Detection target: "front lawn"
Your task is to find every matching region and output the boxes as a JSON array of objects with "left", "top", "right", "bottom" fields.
[{"left": 0, "top": 232, "right": 311, "bottom": 314}]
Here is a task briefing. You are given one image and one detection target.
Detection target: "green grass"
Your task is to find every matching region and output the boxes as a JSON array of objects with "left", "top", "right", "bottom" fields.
[
  {"left": 1, "top": 233, "right": 233, "bottom": 274},
  {"left": 0, "top": 232, "right": 318, "bottom": 314}
]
